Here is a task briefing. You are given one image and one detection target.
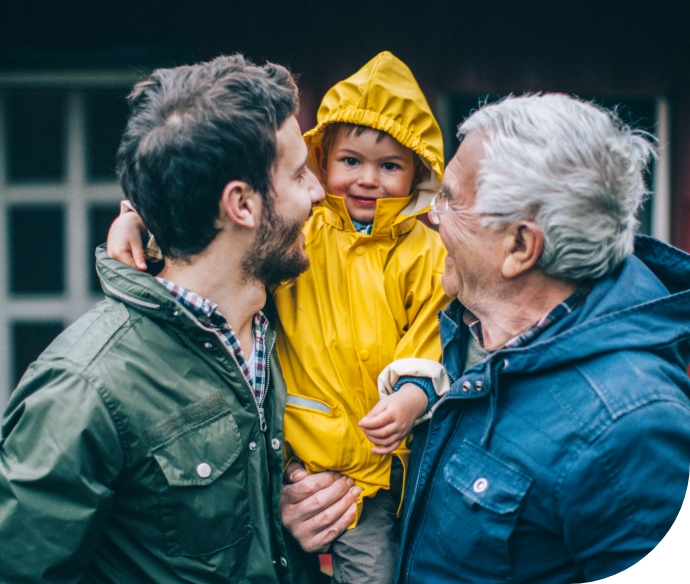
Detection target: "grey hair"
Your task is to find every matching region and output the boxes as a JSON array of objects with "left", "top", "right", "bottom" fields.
[{"left": 458, "top": 93, "right": 656, "bottom": 282}]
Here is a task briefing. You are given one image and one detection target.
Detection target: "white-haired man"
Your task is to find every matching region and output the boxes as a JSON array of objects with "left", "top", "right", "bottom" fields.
[{"left": 282, "top": 94, "right": 690, "bottom": 582}]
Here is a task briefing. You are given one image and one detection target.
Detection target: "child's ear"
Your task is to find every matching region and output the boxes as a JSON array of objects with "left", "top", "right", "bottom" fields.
[
  {"left": 412, "top": 154, "right": 427, "bottom": 186},
  {"left": 314, "top": 145, "right": 328, "bottom": 183}
]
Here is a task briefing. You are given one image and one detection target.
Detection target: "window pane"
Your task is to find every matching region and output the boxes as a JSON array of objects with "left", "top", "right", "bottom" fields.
[
  {"left": 89, "top": 204, "right": 120, "bottom": 293},
  {"left": 12, "top": 321, "right": 64, "bottom": 387},
  {"left": 9, "top": 206, "right": 65, "bottom": 293},
  {"left": 6, "top": 91, "right": 66, "bottom": 181},
  {"left": 85, "top": 90, "right": 129, "bottom": 180}
]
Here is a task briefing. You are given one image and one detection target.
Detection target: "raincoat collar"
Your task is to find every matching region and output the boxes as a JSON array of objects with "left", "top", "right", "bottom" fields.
[{"left": 321, "top": 192, "right": 420, "bottom": 237}]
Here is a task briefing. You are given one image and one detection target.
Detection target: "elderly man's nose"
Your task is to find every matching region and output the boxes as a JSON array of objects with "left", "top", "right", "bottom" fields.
[{"left": 306, "top": 169, "right": 325, "bottom": 205}]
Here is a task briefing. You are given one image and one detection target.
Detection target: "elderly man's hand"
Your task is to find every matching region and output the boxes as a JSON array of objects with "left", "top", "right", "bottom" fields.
[{"left": 280, "top": 462, "right": 361, "bottom": 553}]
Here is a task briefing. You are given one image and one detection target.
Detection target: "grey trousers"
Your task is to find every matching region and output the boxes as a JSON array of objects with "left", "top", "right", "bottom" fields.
[{"left": 330, "top": 464, "right": 403, "bottom": 584}]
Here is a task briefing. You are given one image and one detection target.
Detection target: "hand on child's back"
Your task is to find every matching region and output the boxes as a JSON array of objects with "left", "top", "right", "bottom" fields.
[{"left": 358, "top": 383, "right": 428, "bottom": 454}]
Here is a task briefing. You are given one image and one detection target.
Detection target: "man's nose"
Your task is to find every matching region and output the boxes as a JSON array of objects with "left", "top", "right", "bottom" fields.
[{"left": 306, "top": 169, "right": 325, "bottom": 205}]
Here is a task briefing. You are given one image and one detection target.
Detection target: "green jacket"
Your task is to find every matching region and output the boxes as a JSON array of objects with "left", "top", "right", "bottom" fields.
[{"left": 0, "top": 247, "right": 309, "bottom": 583}]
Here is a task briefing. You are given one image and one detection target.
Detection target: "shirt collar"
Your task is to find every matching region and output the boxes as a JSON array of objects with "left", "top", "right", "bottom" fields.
[
  {"left": 462, "top": 285, "right": 591, "bottom": 351},
  {"left": 352, "top": 219, "right": 373, "bottom": 234}
]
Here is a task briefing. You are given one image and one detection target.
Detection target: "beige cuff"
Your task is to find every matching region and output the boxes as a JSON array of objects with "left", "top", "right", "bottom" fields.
[{"left": 377, "top": 358, "right": 450, "bottom": 425}]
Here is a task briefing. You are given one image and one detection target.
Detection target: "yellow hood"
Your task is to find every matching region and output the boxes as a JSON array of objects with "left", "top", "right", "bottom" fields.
[{"left": 304, "top": 51, "right": 444, "bottom": 217}]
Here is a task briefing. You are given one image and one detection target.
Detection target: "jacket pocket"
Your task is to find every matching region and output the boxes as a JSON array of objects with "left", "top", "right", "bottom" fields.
[
  {"left": 284, "top": 394, "right": 351, "bottom": 471},
  {"left": 149, "top": 392, "right": 251, "bottom": 557},
  {"left": 437, "top": 440, "right": 532, "bottom": 581}
]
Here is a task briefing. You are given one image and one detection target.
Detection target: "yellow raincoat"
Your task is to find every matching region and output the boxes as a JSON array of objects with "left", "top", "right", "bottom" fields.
[{"left": 274, "top": 52, "right": 452, "bottom": 521}]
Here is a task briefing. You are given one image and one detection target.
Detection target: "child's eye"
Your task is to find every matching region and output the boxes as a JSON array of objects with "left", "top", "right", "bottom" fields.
[
  {"left": 343, "top": 157, "right": 360, "bottom": 167},
  {"left": 381, "top": 162, "right": 400, "bottom": 171}
]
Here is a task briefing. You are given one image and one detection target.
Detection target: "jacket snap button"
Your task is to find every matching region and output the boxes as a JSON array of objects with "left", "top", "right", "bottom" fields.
[
  {"left": 462, "top": 380, "right": 471, "bottom": 393},
  {"left": 196, "top": 462, "right": 212, "bottom": 478},
  {"left": 473, "top": 477, "right": 489, "bottom": 493},
  {"left": 502, "top": 359, "right": 509, "bottom": 370},
  {"left": 359, "top": 350, "right": 370, "bottom": 361},
  {"left": 355, "top": 247, "right": 365, "bottom": 256},
  {"left": 280, "top": 557, "right": 288, "bottom": 567},
  {"left": 249, "top": 442, "right": 257, "bottom": 451},
  {"left": 271, "top": 438, "right": 281, "bottom": 450},
  {"left": 474, "top": 380, "right": 484, "bottom": 392},
  {"left": 204, "top": 342, "right": 213, "bottom": 349}
]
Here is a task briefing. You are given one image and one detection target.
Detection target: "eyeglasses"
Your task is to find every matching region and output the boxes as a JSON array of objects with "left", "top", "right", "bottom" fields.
[{"left": 428, "top": 191, "right": 517, "bottom": 226}]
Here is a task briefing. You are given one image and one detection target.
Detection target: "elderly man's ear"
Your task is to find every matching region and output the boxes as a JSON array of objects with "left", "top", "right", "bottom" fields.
[
  {"left": 501, "top": 221, "right": 544, "bottom": 279},
  {"left": 218, "top": 180, "right": 261, "bottom": 230}
]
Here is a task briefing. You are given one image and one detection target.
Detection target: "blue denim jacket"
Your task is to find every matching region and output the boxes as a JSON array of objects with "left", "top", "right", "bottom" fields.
[{"left": 396, "top": 236, "right": 690, "bottom": 584}]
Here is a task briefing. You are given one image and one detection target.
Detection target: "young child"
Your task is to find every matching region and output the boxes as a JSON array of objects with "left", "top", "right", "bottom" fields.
[{"left": 108, "top": 51, "right": 450, "bottom": 584}]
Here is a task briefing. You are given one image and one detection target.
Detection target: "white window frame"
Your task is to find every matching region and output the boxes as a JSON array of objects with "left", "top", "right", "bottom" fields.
[{"left": 0, "top": 70, "right": 141, "bottom": 410}]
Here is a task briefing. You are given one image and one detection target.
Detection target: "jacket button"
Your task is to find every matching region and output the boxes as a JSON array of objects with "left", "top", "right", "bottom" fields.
[
  {"left": 196, "top": 463, "right": 212, "bottom": 478},
  {"left": 204, "top": 342, "right": 213, "bottom": 349},
  {"left": 355, "top": 247, "right": 365, "bottom": 256},
  {"left": 359, "top": 350, "right": 370, "bottom": 361},
  {"left": 280, "top": 557, "right": 288, "bottom": 567},
  {"left": 271, "top": 438, "right": 281, "bottom": 450},
  {"left": 473, "top": 477, "right": 489, "bottom": 493},
  {"left": 249, "top": 442, "right": 257, "bottom": 451},
  {"left": 474, "top": 380, "right": 484, "bottom": 392},
  {"left": 461, "top": 380, "right": 471, "bottom": 393}
]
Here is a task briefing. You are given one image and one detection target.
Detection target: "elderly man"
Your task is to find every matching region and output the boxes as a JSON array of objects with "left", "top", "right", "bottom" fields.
[
  {"left": 0, "top": 55, "right": 339, "bottom": 583},
  {"left": 283, "top": 94, "right": 690, "bottom": 582}
]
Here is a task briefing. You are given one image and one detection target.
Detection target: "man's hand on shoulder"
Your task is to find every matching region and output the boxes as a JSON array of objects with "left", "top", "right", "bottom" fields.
[{"left": 280, "top": 462, "right": 360, "bottom": 553}]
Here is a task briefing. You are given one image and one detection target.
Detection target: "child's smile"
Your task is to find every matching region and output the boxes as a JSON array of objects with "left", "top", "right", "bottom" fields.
[{"left": 319, "top": 127, "right": 417, "bottom": 224}]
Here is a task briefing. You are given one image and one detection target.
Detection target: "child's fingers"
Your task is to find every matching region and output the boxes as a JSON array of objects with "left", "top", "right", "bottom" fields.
[
  {"left": 362, "top": 423, "right": 400, "bottom": 440},
  {"left": 359, "top": 406, "right": 395, "bottom": 429},
  {"left": 130, "top": 241, "right": 148, "bottom": 271}
]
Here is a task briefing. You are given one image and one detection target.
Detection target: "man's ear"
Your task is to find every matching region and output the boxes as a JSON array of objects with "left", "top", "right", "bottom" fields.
[
  {"left": 218, "top": 180, "right": 260, "bottom": 230},
  {"left": 501, "top": 221, "right": 544, "bottom": 279},
  {"left": 314, "top": 145, "right": 328, "bottom": 183}
]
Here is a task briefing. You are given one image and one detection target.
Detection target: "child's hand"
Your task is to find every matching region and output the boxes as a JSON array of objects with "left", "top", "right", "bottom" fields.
[
  {"left": 358, "top": 383, "right": 428, "bottom": 455},
  {"left": 107, "top": 211, "right": 148, "bottom": 271}
]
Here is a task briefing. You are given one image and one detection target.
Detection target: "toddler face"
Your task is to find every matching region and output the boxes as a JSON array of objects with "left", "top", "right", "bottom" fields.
[{"left": 321, "top": 127, "right": 416, "bottom": 224}]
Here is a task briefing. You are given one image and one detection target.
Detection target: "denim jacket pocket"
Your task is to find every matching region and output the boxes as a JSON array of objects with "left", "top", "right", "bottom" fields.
[
  {"left": 149, "top": 392, "right": 251, "bottom": 557},
  {"left": 438, "top": 440, "right": 532, "bottom": 581}
]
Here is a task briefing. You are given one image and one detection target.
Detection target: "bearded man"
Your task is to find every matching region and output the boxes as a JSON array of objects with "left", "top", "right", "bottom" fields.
[{"left": 0, "top": 55, "right": 325, "bottom": 583}]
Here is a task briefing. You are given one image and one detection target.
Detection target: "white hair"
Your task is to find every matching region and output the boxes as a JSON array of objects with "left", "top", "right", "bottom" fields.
[{"left": 458, "top": 93, "right": 656, "bottom": 282}]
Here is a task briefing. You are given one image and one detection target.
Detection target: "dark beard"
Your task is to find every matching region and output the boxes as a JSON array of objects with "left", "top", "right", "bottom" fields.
[{"left": 242, "top": 205, "right": 310, "bottom": 286}]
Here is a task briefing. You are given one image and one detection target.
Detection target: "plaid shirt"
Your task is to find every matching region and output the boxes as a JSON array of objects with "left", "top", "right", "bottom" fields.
[
  {"left": 156, "top": 278, "right": 270, "bottom": 406},
  {"left": 465, "top": 286, "right": 591, "bottom": 350}
]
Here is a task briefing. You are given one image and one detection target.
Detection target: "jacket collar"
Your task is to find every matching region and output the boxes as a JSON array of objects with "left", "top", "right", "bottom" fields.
[{"left": 95, "top": 245, "right": 278, "bottom": 333}]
